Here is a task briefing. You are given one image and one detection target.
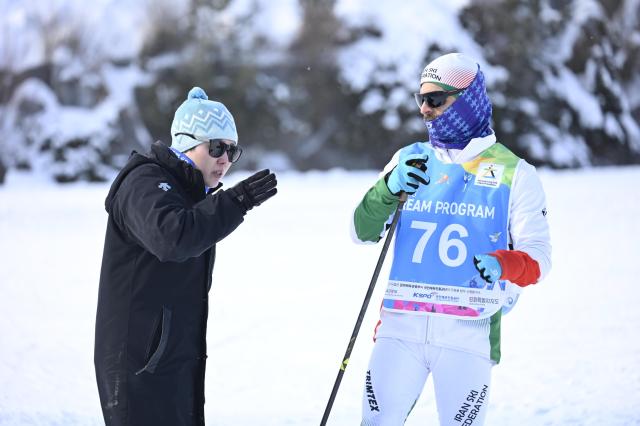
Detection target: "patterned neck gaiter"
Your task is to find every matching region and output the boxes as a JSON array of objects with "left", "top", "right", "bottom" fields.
[{"left": 425, "top": 69, "right": 493, "bottom": 150}]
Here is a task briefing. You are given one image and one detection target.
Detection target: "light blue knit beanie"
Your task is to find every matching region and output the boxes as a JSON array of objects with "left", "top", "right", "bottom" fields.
[{"left": 170, "top": 87, "right": 238, "bottom": 152}]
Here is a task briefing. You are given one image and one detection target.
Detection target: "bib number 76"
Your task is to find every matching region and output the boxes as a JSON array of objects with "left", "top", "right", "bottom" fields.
[{"left": 410, "top": 220, "right": 469, "bottom": 267}]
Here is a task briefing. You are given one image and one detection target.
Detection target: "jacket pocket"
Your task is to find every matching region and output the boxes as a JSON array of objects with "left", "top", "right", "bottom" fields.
[{"left": 135, "top": 306, "right": 172, "bottom": 375}]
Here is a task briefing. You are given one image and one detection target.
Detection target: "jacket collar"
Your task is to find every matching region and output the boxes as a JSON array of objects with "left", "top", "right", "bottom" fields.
[
  {"left": 149, "top": 142, "right": 207, "bottom": 202},
  {"left": 430, "top": 133, "right": 496, "bottom": 164}
]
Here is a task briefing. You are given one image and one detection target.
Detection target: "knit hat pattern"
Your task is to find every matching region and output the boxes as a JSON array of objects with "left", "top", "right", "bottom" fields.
[{"left": 170, "top": 87, "right": 238, "bottom": 152}]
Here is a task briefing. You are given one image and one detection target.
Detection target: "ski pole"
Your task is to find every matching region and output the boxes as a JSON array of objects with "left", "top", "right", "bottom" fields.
[{"left": 320, "top": 192, "right": 408, "bottom": 426}]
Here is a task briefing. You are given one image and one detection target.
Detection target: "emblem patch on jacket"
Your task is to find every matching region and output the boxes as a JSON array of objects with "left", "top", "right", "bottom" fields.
[
  {"left": 158, "top": 182, "right": 172, "bottom": 192},
  {"left": 474, "top": 163, "right": 505, "bottom": 188}
]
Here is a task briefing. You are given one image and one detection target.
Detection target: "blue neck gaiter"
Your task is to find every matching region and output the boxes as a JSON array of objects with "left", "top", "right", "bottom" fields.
[
  {"left": 425, "top": 69, "right": 493, "bottom": 150},
  {"left": 170, "top": 147, "right": 196, "bottom": 167}
]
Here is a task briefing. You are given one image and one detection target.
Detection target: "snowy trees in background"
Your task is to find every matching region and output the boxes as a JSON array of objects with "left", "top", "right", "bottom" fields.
[
  {"left": 135, "top": 0, "right": 295, "bottom": 170},
  {"left": 136, "top": 0, "right": 398, "bottom": 170},
  {"left": 461, "top": 0, "right": 640, "bottom": 167},
  {"left": 0, "top": 0, "right": 638, "bottom": 183},
  {"left": 0, "top": 1, "right": 152, "bottom": 182}
]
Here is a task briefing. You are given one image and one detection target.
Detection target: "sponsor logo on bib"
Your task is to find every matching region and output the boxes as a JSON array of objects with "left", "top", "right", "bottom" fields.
[{"left": 474, "top": 163, "right": 505, "bottom": 188}]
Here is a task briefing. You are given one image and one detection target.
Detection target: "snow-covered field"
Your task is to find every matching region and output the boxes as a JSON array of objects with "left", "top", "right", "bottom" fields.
[{"left": 1, "top": 167, "right": 639, "bottom": 425}]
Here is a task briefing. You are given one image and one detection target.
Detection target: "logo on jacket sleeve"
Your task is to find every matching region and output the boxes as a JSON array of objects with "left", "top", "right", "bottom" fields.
[
  {"left": 158, "top": 182, "right": 172, "bottom": 192},
  {"left": 474, "top": 163, "right": 505, "bottom": 188}
]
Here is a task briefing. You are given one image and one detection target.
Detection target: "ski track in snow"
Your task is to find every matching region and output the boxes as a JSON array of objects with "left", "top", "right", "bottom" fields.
[{"left": 1, "top": 167, "right": 639, "bottom": 425}]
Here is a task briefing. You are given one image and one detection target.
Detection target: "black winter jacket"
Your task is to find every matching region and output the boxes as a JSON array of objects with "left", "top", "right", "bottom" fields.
[{"left": 94, "top": 142, "right": 245, "bottom": 426}]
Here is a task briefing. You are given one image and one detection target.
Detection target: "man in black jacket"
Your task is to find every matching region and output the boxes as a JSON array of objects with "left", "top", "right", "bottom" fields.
[{"left": 94, "top": 87, "right": 277, "bottom": 426}]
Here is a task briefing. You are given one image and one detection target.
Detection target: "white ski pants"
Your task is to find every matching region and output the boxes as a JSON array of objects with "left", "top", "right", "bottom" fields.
[{"left": 361, "top": 337, "right": 493, "bottom": 426}]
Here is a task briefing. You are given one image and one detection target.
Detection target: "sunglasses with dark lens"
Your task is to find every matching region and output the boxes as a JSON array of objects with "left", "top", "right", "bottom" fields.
[
  {"left": 414, "top": 88, "right": 465, "bottom": 109},
  {"left": 174, "top": 132, "right": 243, "bottom": 163}
]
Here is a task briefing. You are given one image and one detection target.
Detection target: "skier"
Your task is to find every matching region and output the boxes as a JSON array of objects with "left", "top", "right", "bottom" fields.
[
  {"left": 94, "top": 87, "right": 277, "bottom": 425},
  {"left": 352, "top": 53, "right": 551, "bottom": 425}
]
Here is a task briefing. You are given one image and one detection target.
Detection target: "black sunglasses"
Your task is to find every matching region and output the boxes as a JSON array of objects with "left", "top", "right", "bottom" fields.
[
  {"left": 174, "top": 132, "right": 243, "bottom": 163},
  {"left": 414, "top": 88, "right": 465, "bottom": 109}
]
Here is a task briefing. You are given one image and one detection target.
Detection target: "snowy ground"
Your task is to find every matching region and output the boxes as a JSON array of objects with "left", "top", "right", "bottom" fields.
[{"left": 1, "top": 166, "right": 639, "bottom": 425}]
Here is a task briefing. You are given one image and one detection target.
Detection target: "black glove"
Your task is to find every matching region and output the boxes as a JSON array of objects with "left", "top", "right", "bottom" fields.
[{"left": 225, "top": 169, "right": 277, "bottom": 212}]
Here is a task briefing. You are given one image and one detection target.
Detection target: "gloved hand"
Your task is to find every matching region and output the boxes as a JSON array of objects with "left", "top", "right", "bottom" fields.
[
  {"left": 473, "top": 254, "right": 503, "bottom": 283},
  {"left": 225, "top": 169, "right": 277, "bottom": 213},
  {"left": 385, "top": 153, "right": 430, "bottom": 195}
]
